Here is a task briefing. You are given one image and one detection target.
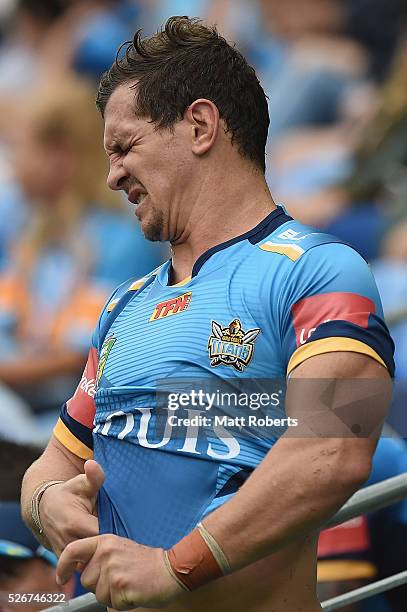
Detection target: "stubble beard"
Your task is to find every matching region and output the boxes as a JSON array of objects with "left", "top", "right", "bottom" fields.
[{"left": 142, "top": 206, "right": 165, "bottom": 242}]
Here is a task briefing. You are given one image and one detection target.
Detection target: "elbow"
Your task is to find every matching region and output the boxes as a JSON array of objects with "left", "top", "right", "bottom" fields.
[
  {"left": 20, "top": 460, "right": 38, "bottom": 527},
  {"left": 342, "top": 458, "right": 372, "bottom": 494},
  {"left": 334, "top": 441, "right": 373, "bottom": 497}
]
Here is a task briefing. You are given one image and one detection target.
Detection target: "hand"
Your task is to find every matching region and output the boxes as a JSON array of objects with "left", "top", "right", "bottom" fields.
[
  {"left": 56, "top": 534, "right": 185, "bottom": 609},
  {"left": 39, "top": 460, "right": 105, "bottom": 556}
]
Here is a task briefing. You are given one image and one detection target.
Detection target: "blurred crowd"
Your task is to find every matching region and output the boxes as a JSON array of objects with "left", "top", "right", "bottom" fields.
[{"left": 0, "top": 1, "right": 406, "bottom": 610}]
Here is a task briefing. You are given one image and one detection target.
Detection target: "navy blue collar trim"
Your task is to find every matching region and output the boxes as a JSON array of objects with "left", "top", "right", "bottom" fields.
[{"left": 191, "top": 206, "right": 293, "bottom": 278}]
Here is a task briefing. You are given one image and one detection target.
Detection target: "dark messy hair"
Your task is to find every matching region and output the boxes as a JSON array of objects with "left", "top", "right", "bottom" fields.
[{"left": 96, "top": 16, "right": 269, "bottom": 172}]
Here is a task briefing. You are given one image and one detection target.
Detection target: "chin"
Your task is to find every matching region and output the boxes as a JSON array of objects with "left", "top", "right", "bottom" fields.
[{"left": 140, "top": 208, "right": 165, "bottom": 242}]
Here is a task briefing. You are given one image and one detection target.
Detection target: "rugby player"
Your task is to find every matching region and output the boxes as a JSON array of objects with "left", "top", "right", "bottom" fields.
[{"left": 21, "top": 16, "right": 393, "bottom": 612}]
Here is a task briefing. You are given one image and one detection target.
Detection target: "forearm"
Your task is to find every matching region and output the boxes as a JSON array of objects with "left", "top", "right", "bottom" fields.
[
  {"left": 21, "top": 435, "right": 84, "bottom": 535},
  {"left": 171, "top": 354, "right": 390, "bottom": 587},
  {"left": 204, "top": 435, "right": 373, "bottom": 571},
  {"left": 0, "top": 351, "right": 85, "bottom": 387}
]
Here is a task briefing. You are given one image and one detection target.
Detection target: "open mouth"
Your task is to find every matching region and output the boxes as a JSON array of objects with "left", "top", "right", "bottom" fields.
[{"left": 128, "top": 189, "right": 148, "bottom": 207}]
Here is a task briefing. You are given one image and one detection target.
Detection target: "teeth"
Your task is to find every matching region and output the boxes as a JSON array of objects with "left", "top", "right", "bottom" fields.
[{"left": 137, "top": 193, "right": 147, "bottom": 205}]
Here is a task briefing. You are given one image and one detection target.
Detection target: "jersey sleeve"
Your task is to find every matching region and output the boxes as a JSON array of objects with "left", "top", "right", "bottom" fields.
[
  {"left": 276, "top": 243, "right": 395, "bottom": 376},
  {"left": 53, "top": 339, "right": 98, "bottom": 460},
  {"left": 52, "top": 267, "right": 162, "bottom": 458},
  {"left": 52, "top": 282, "right": 125, "bottom": 459}
]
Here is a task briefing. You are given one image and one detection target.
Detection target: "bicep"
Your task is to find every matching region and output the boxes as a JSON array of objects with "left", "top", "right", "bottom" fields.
[
  {"left": 290, "top": 349, "right": 391, "bottom": 380},
  {"left": 286, "top": 352, "right": 392, "bottom": 455}
]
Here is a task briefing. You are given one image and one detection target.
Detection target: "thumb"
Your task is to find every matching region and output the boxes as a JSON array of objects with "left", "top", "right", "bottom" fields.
[{"left": 83, "top": 460, "right": 105, "bottom": 497}]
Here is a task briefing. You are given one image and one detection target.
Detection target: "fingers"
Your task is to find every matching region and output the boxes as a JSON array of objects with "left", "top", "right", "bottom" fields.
[
  {"left": 94, "top": 566, "right": 112, "bottom": 608},
  {"left": 63, "top": 513, "right": 100, "bottom": 544},
  {"left": 68, "top": 460, "right": 105, "bottom": 499},
  {"left": 44, "top": 499, "right": 100, "bottom": 557},
  {"left": 79, "top": 555, "right": 101, "bottom": 592},
  {"left": 84, "top": 460, "right": 105, "bottom": 494},
  {"left": 56, "top": 536, "right": 99, "bottom": 585}
]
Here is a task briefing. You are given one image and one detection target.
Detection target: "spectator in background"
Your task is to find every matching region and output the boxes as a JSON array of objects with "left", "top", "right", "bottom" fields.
[
  {"left": 0, "top": 440, "right": 78, "bottom": 605},
  {"left": 324, "top": 35, "right": 407, "bottom": 260},
  {"left": 256, "top": 0, "right": 370, "bottom": 141},
  {"left": 342, "top": 0, "right": 407, "bottom": 83},
  {"left": 0, "top": 440, "right": 41, "bottom": 500},
  {"left": 268, "top": 30, "right": 407, "bottom": 232},
  {"left": 0, "top": 0, "right": 66, "bottom": 97},
  {"left": 40, "top": 0, "right": 142, "bottom": 82},
  {"left": 0, "top": 386, "right": 45, "bottom": 445},
  {"left": 0, "top": 76, "right": 165, "bottom": 419},
  {"left": 0, "top": 503, "right": 75, "bottom": 609}
]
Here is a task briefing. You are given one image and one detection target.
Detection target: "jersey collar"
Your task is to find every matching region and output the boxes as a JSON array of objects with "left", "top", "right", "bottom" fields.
[
  {"left": 191, "top": 205, "right": 292, "bottom": 277},
  {"left": 158, "top": 205, "right": 293, "bottom": 287}
]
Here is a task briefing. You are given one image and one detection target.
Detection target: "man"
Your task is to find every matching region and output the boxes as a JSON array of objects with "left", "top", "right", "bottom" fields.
[{"left": 21, "top": 16, "right": 394, "bottom": 612}]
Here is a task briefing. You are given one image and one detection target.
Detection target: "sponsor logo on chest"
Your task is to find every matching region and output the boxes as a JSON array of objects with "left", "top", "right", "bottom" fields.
[{"left": 150, "top": 292, "right": 192, "bottom": 321}]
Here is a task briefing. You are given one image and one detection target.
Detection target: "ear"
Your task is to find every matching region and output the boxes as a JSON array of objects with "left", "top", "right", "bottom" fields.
[{"left": 185, "top": 99, "right": 220, "bottom": 156}]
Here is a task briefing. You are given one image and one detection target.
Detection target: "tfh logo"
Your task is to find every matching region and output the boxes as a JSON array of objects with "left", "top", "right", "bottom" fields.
[{"left": 150, "top": 292, "right": 192, "bottom": 321}]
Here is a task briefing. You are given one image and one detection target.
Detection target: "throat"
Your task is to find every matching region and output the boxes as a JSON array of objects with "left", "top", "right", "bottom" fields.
[{"left": 168, "top": 264, "right": 192, "bottom": 286}]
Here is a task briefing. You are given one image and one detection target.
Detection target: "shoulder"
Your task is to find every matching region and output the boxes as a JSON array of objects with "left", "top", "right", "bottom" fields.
[
  {"left": 256, "top": 219, "right": 358, "bottom": 263},
  {"left": 92, "top": 263, "right": 166, "bottom": 349},
  {"left": 251, "top": 219, "right": 374, "bottom": 294},
  {"left": 104, "top": 263, "right": 165, "bottom": 314}
]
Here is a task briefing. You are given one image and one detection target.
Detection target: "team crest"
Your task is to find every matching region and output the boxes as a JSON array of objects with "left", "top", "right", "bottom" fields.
[
  {"left": 97, "top": 334, "right": 117, "bottom": 384},
  {"left": 207, "top": 319, "right": 260, "bottom": 371}
]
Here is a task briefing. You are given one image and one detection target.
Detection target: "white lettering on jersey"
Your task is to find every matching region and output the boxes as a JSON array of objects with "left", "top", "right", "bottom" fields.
[
  {"left": 99, "top": 407, "right": 241, "bottom": 459},
  {"left": 299, "top": 318, "right": 332, "bottom": 344},
  {"left": 79, "top": 375, "right": 97, "bottom": 398}
]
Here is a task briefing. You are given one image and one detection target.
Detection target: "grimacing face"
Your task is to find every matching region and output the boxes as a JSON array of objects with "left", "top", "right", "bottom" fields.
[{"left": 104, "top": 84, "right": 198, "bottom": 243}]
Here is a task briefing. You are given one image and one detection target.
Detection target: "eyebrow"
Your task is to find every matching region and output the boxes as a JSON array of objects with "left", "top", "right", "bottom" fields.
[
  {"left": 104, "top": 127, "right": 139, "bottom": 153},
  {"left": 104, "top": 133, "right": 128, "bottom": 152}
]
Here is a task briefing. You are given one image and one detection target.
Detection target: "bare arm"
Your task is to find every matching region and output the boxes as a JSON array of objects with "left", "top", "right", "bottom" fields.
[
  {"left": 0, "top": 351, "right": 85, "bottom": 388},
  {"left": 204, "top": 352, "right": 391, "bottom": 570},
  {"left": 21, "top": 434, "right": 84, "bottom": 526},
  {"left": 21, "top": 435, "right": 102, "bottom": 555}
]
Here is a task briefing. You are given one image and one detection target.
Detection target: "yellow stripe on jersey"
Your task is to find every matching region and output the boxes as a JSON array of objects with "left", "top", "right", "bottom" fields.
[
  {"left": 130, "top": 278, "right": 148, "bottom": 291},
  {"left": 172, "top": 276, "right": 192, "bottom": 287},
  {"left": 259, "top": 242, "right": 305, "bottom": 261},
  {"left": 287, "top": 337, "right": 387, "bottom": 375},
  {"left": 129, "top": 264, "right": 165, "bottom": 291},
  {"left": 107, "top": 298, "right": 119, "bottom": 313},
  {"left": 317, "top": 560, "right": 376, "bottom": 582},
  {"left": 53, "top": 418, "right": 93, "bottom": 460}
]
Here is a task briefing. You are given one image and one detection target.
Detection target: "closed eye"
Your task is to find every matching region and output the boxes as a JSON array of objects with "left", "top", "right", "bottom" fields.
[{"left": 106, "top": 143, "right": 131, "bottom": 158}]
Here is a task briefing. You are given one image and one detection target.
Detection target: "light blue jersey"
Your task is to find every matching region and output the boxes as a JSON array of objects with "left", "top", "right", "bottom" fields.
[{"left": 55, "top": 207, "right": 394, "bottom": 548}]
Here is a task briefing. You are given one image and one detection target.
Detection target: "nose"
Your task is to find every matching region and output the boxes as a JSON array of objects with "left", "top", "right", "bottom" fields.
[{"left": 107, "top": 157, "right": 129, "bottom": 192}]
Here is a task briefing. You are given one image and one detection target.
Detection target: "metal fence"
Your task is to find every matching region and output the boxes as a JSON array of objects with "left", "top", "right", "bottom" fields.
[{"left": 44, "top": 473, "right": 407, "bottom": 612}]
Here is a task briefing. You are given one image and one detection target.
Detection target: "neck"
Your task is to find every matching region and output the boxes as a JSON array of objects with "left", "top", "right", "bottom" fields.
[{"left": 169, "top": 165, "right": 276, "bottom": 285}]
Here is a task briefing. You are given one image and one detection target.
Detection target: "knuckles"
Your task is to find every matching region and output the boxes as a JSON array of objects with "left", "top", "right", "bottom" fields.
[
  {"left": 110, "top": 572, "right": 129, "bottom": 592},
  {"left": 63, "top": 540, "right": 78, "bottom": 556},
  {"left": 98, "top": 533, "right": 119, "bottom": 556}
]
